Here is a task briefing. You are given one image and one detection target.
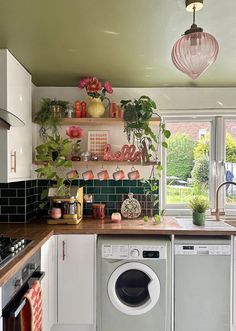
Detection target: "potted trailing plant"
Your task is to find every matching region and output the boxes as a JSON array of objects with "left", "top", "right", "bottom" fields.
[
  {"left": 121, "top": 96, "right": 171, "bottom": 223},
  {"left": 121, "top": 96, "right": 170, "bottom": 161},
  {"left": 34, "top": 98, "right": 69, "bottom": 139},
  {"left": 35, "top": 135, "right": 75, "bottom": 207},
  {"left": 189, "top": 196, "right": 209, "bottom": 226}
]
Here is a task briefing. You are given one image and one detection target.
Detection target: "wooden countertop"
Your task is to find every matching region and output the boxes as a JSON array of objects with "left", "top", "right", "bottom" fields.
[{"left": 0, "top": 216, "right": 235, "bottom": 286}]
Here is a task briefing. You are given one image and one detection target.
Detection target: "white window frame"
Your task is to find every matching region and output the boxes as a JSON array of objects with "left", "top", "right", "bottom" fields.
[
  {"left": 160, "top": 110, "right": 236, "bottom": 217},
  {"left": 222, "top": 117, "right": 236, "bottom": 216},
  {"left": 160, "top": 115, "right": 218, "bottom": 217}
]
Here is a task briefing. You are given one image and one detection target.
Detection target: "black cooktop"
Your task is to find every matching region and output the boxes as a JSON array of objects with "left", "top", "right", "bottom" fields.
[{"left": 0, "top": 235, "right": 32, "bottom": 268}]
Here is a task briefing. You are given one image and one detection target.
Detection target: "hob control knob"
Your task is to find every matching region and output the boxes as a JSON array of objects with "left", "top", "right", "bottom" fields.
[
  {"left": 9, "top": 246, "right": 15, "bottom": 252},
  {"left": 130, "top": 249, "right": 140, "bottom": 258},
  {"left": 28, "top": 263, "right": 36, "bottom": 271},
  {"left": 14, "top": 279, "right": 23, "bottom": 288}
]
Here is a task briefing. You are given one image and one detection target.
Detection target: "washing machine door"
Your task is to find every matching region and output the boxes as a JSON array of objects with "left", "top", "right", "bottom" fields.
[{"left": 108, "top": 262, "right": 160, "bottom": 315}]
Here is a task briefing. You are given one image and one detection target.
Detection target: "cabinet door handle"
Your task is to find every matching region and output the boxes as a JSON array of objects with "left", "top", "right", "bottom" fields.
[
  {"left": 11, "top": 151, "right": 16, "bottom": 173},
  {"left": 62, "top": 240, "right": 66, "bottom": 261}
]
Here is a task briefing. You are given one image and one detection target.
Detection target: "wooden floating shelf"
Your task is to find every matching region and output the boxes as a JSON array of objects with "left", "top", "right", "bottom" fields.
[
  {"left": 61, "top": 117, "right": 160, "bottom": 126},
  {"left": 34, "top": 160, "right": 156, "bottom": 166}
]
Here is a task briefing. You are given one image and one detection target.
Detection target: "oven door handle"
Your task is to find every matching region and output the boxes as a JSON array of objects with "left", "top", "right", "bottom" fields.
[
  {"left": 2, "top": 272, "right": 45, "bottom": 318},
  {"left": 3, "top": 298, "right": 26, "bottom": 318},
  {"left": 27, "top": 271, "right": 45, "bottom": 287}
]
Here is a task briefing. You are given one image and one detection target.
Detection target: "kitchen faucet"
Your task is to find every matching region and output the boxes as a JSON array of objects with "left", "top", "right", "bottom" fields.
[{"left": 211, "top": 181, "right": 236, "bottom": 221}]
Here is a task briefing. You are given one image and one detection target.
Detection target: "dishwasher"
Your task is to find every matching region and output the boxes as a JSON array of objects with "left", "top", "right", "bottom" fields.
[{"left": 174, "top": 236, "right": 231, "bottom": 331}]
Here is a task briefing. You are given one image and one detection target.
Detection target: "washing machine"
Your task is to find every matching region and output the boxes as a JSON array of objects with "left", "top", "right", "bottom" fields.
[{"left": 97, "top": 235, "right": 171, "bottom": 331}]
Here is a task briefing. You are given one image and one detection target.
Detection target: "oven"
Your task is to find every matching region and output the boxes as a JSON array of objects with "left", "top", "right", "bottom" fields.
[{"left": 1, "top": 250, "right": 44, "bottom": 331}]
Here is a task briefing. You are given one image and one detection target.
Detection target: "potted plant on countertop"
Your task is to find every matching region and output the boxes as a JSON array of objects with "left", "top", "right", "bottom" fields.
[
  {"left": 121, "top": 95, "right": 171, "bottom": 223},
  {"left": 189, "top": 195, "right": 209, "bottom": 226}
]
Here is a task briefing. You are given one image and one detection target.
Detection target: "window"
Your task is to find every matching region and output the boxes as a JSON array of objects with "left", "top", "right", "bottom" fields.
[
  {"left": 161, "top": 115, "right": 236, "bottom": 217},
  {"left": 162, "top": 119, "right": 213, "bottom": 215}
]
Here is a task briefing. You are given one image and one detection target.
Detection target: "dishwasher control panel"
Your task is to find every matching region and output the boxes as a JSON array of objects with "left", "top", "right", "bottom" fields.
[
  {"left": 102, "top": 244, "right": 167, "bottom": 260},
  {"left": 175, "top": 244, "right": 231, "bottom": 255}
]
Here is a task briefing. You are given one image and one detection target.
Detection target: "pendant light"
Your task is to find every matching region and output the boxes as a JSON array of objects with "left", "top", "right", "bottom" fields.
[{"left": 171, "top": 0, "right": 219, "bottom": 80}]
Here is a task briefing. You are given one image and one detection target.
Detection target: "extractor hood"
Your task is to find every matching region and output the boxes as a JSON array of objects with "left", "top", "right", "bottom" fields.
[{"left": 0, "top": 108, "right": 25, "bottom": 129}]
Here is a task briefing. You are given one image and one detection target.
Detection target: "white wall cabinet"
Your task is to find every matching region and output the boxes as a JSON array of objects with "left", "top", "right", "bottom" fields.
[
  {"left": 41, "top": 236, "right": 57, "bottom": 331},
  {"left": 57, "top": 234, "right": 95, "bottom": 328},
  {"left": 0, "top": 49, "right": 32, "bottom": 182}
]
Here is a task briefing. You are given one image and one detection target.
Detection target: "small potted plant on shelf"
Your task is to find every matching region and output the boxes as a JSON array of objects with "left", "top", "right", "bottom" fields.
[
  {"left": 189, "top": 196, "right": 209, "bottom": 226},
  {"left": 79, "top": 76, "right": 113, "bottom": 118},
  {"left": 34, "top": 98, "right": 69, "bottom": 139},
  {"left": 66, "top": 125, "right": 84, "bottom": 161}
]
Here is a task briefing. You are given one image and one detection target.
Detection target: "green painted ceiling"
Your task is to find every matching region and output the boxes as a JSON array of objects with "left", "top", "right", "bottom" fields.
[{"left": 0, "top": 0, "right": 235, "bottom": 87}]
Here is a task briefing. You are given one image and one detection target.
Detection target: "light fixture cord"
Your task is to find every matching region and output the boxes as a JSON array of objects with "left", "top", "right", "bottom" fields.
[{"left": 193, "top": 5, "right": 196, "bottom": 25}]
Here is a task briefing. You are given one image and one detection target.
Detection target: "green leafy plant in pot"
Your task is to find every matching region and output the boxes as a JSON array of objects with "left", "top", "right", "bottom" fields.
[
  {"left": 189, "top": 196, "right": 209, "bottom": 226},
  {"left": 35, "top": 135, "right": 75, "bottom": 208},
  {"left": 121, "top": 96, "right": 171, "bottom": 222},
  {"left": 34, "top": 98, "right": 69, "bottom": 139}
]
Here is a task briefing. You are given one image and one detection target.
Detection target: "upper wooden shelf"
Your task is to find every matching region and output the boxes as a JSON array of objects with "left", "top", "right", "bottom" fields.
[{"left": 61, "top": 117, "right": 160, "bottom": 126}]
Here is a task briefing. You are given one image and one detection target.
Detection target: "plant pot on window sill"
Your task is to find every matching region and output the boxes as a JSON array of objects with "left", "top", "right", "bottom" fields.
[{"left": 192, "top": 211, "right": 205, "bottom": 226}]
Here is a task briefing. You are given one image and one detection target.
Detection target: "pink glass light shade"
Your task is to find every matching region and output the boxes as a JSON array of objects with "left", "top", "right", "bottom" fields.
[{"left": 172, "top": 31, "right": 219, "bottom": 79}]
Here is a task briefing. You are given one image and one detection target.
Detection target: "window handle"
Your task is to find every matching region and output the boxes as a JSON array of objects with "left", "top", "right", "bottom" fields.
[{"left": 218, "top": 160, "right": 225, "bottom": 167}]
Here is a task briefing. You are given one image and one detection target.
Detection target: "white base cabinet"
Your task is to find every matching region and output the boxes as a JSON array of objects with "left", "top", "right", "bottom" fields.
[
  {"left": 0, "top": 49, "right": 32, "bottom": 182},
  {"left": 55, "top": 234, "right": 96, "bottom": 330},
  {"left": 41, "top": 236, "right": 57, "bottom": 331}
]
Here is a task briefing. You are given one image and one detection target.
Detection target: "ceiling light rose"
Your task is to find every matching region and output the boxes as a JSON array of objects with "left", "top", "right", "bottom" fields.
[
  {"left": 185, "top": 0, "right": 203, "bottom": 12},
  {"left": 172, "top": 0, "right": 219, "bottom": 80}
]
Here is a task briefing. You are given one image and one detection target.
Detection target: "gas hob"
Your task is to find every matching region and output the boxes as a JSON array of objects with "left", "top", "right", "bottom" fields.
[{"left": 0, "top": 235, "right": 32, "bottom": 269}]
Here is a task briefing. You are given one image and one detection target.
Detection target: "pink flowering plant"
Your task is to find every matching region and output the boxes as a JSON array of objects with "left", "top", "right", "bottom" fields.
[
  {"left": 79, "top": 76, "right": 113, "bottom": 101},
  {"left": 66, "top": 125, "right": 84, "bottom": 140},
  {"left": 66, "top": 125, "right": 84, "bottom": 160}
]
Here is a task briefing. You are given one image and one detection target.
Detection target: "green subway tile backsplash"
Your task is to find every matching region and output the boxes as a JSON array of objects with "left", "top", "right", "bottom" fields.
[
  {"left": 116, "top": 187, "right": 130, "bottom": 194},
  {"left": 100, "top": 187, "right": 115, "bottom": 194},
  {"left": 82, "top": 179, "right": 159, "bottom": 217},
  {"left": 0, "top": 179, "right": 158, "bottom": 223},
  {"left": 0, "top": 179, "right": 37, "bottom": 223}
]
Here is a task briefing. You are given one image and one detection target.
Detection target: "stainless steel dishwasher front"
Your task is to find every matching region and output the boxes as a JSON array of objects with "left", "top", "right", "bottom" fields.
[{"left": 174, "top": 237, "right": 231, "bottom": 331}]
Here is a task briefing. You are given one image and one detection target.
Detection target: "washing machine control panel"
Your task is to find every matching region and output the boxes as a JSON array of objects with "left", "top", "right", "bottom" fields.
[{"left": 102, "top": 244, "right": 167, "bottom": 259}]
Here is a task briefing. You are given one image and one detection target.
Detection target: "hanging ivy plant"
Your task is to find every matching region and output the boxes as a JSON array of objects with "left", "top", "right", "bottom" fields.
[
  {"left": 121, "top": 95, "right": 171, "bottom": 221},
  {"left": 35, "top": 135, "right": 75, "bottom": 207},
  {"left": 34, "top": 98, "right": 69, "bottom": 139},
  {"left": 121, "top": 95, "right": 170, "bottom": 159}
]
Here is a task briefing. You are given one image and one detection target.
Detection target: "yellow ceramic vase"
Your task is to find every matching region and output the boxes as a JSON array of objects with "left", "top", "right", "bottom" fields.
[{"left": 87, "top": 97, "right": 105, "bottom": 118}]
